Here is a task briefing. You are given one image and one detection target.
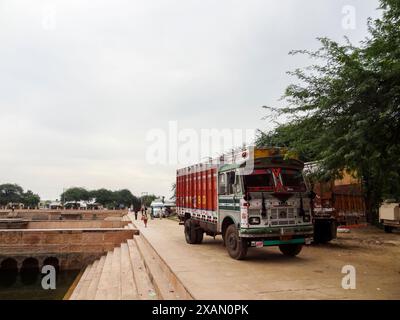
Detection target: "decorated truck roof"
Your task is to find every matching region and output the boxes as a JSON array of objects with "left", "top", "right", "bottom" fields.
[{"left": 177, "top": 146, "right": 302, "bottom": 176}]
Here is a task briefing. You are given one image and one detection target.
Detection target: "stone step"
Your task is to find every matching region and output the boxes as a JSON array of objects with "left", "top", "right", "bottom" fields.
[
  {"left": 94, "top": 251, "right": 114, "bottom": 300},
  {"left": 133, "top": 235, "right": 179, "bottom": 300},
  {"left": 76, "top": 259, "right": 99, "bottom": 299},
  {"left": 69, "top": 263, "right": 93, "bottom": 300},
  {"left": 128, "top": 223, "right": 135, "bottom": 229},
  {"left": 127, "top": 239, "right": 157, "bottom": 300},
  {"left": 120, "top": 243, "right": 139, "bottom": 299},
  {"left": 85, "top": 255, "right": 106, "bottom": 300},
  {"left": 107, "top": 247, "right": 122, "bottom": 299}
]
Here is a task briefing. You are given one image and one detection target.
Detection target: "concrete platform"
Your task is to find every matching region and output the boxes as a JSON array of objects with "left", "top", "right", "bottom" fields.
[{"left": 129, "top": 216, "right": 400, "bottom": 300}]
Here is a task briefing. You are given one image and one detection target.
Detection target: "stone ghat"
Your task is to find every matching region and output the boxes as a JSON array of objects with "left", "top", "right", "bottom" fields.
[
  {"left": 0, "top": 228, "right": 138, "bottom": 270},
  {"left": 68, "top": 216, "right": 193, "bottom": 300},
  {"left": 0, "top": 209, "right": 128, "bottom": 221}
]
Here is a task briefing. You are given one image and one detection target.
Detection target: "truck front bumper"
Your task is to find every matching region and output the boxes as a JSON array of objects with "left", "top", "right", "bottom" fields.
[
  {"left": 249, "top": 237, "right": 312, "bottom": 247},
  {"left": 239, "top": 225, "right": 314, "bottom": 238}
]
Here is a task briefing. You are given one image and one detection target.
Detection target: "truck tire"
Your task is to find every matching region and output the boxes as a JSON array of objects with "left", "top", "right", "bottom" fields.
[
  {"left": 195, "top": 228, "right": 204, "bottom": 244},
  {"left": 279, "top": 244, "right": 303, "bottom": 257},
  {"left": 184, "top": 219, "right": 197, "bottom": 244},
  {"left": 225, "top": 224, "right": 247, "bottom": 260},
  {"left": 314, "top": 219, "right": 335, "bottom": 244},
  {"left": 384, "top": 225, "right": 393, "bottom": 233}
]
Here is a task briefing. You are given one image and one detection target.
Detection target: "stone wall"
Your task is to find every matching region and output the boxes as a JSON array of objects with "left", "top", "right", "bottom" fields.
[
  {"left": 0, "top": 209, "right": 128, "bottom": 221},
  {"left": 26, "top": 220, "right": 129, "bottom": 229},
  {"left": 0, "top": 228, "right": 138, "bottom": 270}
]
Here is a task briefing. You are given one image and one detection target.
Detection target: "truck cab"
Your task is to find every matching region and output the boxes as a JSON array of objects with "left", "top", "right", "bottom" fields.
[{"left": 217, "top": 156, "right": 313, "bottom": 259}]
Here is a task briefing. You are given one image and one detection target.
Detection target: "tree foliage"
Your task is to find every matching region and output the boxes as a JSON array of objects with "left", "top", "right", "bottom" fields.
[
  {"left": 257, "top": 0, "right": 400, "bottom": 222},
  {"left": 113, "top": 189, "right": 140, "bottom": 209},
  {"left": 140, "top": 194, "right": 157, "bottom": 207},
  {"left": 0, "top": 183, "right": 40, "bottom": 208},
  {"left": 22, "top": 190, "right": 41, "bottom": 208},
  {"left": 89, "top": 188, "right": 114, "bottom": 207},
  {"left": 61, "top": 187, "right": 141, "bottom": 210},
  {"left": 61, "top": 187, "right": 90, "bottom": 202}
]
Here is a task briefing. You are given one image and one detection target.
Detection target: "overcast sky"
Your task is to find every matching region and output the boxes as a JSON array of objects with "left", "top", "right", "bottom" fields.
[{"left": 0, "top": 0, "right": 381, "bottom": 200}]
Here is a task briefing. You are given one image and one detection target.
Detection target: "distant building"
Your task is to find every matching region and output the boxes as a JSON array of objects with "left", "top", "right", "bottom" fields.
[
  {"left": 49, "top": 201, "right": 63, "bottom": 210},
  {"left": 64, "top": 199, "right": 103, "bottom": 210},
  {"left": 6, "top": 202, "right": 25, "bottom": 210}
]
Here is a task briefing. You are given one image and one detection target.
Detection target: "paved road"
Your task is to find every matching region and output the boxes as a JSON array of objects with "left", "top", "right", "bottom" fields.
[{"left": 132, "top": 217, "right": 400, "bottom": 299}]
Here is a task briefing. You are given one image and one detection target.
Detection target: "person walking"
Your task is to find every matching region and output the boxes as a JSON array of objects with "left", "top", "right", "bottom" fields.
[
  {"left": 147, "top": 206, "right": 154, "bottom": 220},
  {"left": 141, "top": 210, "right": 148, "bottom": 228},
  {"left": 134, "top": 209, "right": 138, "bottom": 220}
]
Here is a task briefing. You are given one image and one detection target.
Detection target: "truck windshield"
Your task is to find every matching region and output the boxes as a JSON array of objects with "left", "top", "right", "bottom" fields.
[
  {"left": 244, "top": 169, "right": 274, "bottom": 191},
  {"left": 280, "top": 169, "right": 305, "bottom": 190}
]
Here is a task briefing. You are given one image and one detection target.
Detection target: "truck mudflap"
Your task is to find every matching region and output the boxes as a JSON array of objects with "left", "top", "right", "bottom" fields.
[{"left": 250, "top": 237, "right": 312, "bottom": 248}]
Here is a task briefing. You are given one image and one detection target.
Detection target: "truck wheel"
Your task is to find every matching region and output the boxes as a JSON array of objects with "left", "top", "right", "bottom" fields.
[
  {"left": 184, "top": 219, "right": 197, "bottom": 244},
  {"left": 225, "top": 224, "right": 247, "bottom": 260},
  {"left": 195, "top": 229, "right": 204, "bottom": 244},
  {"left": 384, "top": 225, "right": 393, "bottom": 233},
  {"left": 314, "top": 230, "right": 331, "bottom": 244},
  {"left": 279, "top": 244, "right": 303, "bottom": 257}
]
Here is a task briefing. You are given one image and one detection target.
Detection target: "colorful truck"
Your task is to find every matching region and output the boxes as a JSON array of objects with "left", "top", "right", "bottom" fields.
[
  {"left": 304, "top": 162, "right": 366, "bottom": 243},
  {"left": 176, "top": 146, "right": 314, "bottom": 260}
]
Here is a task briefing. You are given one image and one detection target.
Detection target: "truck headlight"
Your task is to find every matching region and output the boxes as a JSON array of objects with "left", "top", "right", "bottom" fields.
[{"left": 249, "top": 217, "right": 261, "bottom": 225}]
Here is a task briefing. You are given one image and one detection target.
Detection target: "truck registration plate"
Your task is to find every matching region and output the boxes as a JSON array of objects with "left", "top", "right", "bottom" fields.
[{"left": 280, "top": 228, "right": 294, "bottom": 236}]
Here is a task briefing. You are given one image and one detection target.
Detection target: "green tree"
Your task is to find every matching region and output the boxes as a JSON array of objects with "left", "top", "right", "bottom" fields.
[
  {"left": 0, "top": 183, "right": 24, "bottom": 206},
  {"left": 256, "top": 119, "right": 319, "bottom": 162},
  {"left": 61, "top": 187, "right": 90, "bottom": 203},
  {"left": 140, "top": 194, "right": 157, "bottom": 207},
  {"left": 258, "top": 0, "right": 400, "bottom": 222},
  {"left": 113, "top": 189, "right": 139, "bottom": 209},
  {"left": 22, "top": 190, "right": 41, "bottom": 208},
  {"left": 90, "top": 189, "right": 115, "bottom": 207}
]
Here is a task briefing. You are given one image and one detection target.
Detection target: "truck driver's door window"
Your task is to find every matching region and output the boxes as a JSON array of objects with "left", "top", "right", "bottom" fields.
[
  {"left": 227, "top": 171, "right": 235, "bottom": 195},
  {"left": 218, "top": 173, "right": 227, "bottom": 195}
]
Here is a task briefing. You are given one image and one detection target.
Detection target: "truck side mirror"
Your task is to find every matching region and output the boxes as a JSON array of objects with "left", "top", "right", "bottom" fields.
[
  {"left": 308, "top": 191, "right": 316, "bottom": 200},
  {"left": 244, "top": 193, "right": 252, "bottom": 201}
]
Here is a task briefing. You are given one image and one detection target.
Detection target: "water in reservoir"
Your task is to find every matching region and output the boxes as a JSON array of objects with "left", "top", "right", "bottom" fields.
[{"left": 0, "top": 269, "right": 80, "bottom": 300}]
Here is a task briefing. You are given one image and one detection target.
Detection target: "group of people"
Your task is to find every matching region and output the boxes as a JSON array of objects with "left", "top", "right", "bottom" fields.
[
  {"left": 132, "top": 205, "right": 172, "bottom": 228},
  {"left": 133, "top": 207, "right": 149, "bottom": 227}
]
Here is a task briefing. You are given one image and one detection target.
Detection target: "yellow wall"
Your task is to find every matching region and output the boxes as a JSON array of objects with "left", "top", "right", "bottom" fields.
[{"left": 334, "top": 171, "right": 360, "bottom": 186}]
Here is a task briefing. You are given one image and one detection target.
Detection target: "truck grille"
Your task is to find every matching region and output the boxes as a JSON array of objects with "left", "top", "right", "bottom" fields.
[
  {"left": 270, "top": 208, "right": 296, "bottom": 226},
  {"left": 248, "top": 207, "right": 298, "bottom": 226},
  {"left": 270, "top": 208, "right": 295, "bottom": 219}
]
